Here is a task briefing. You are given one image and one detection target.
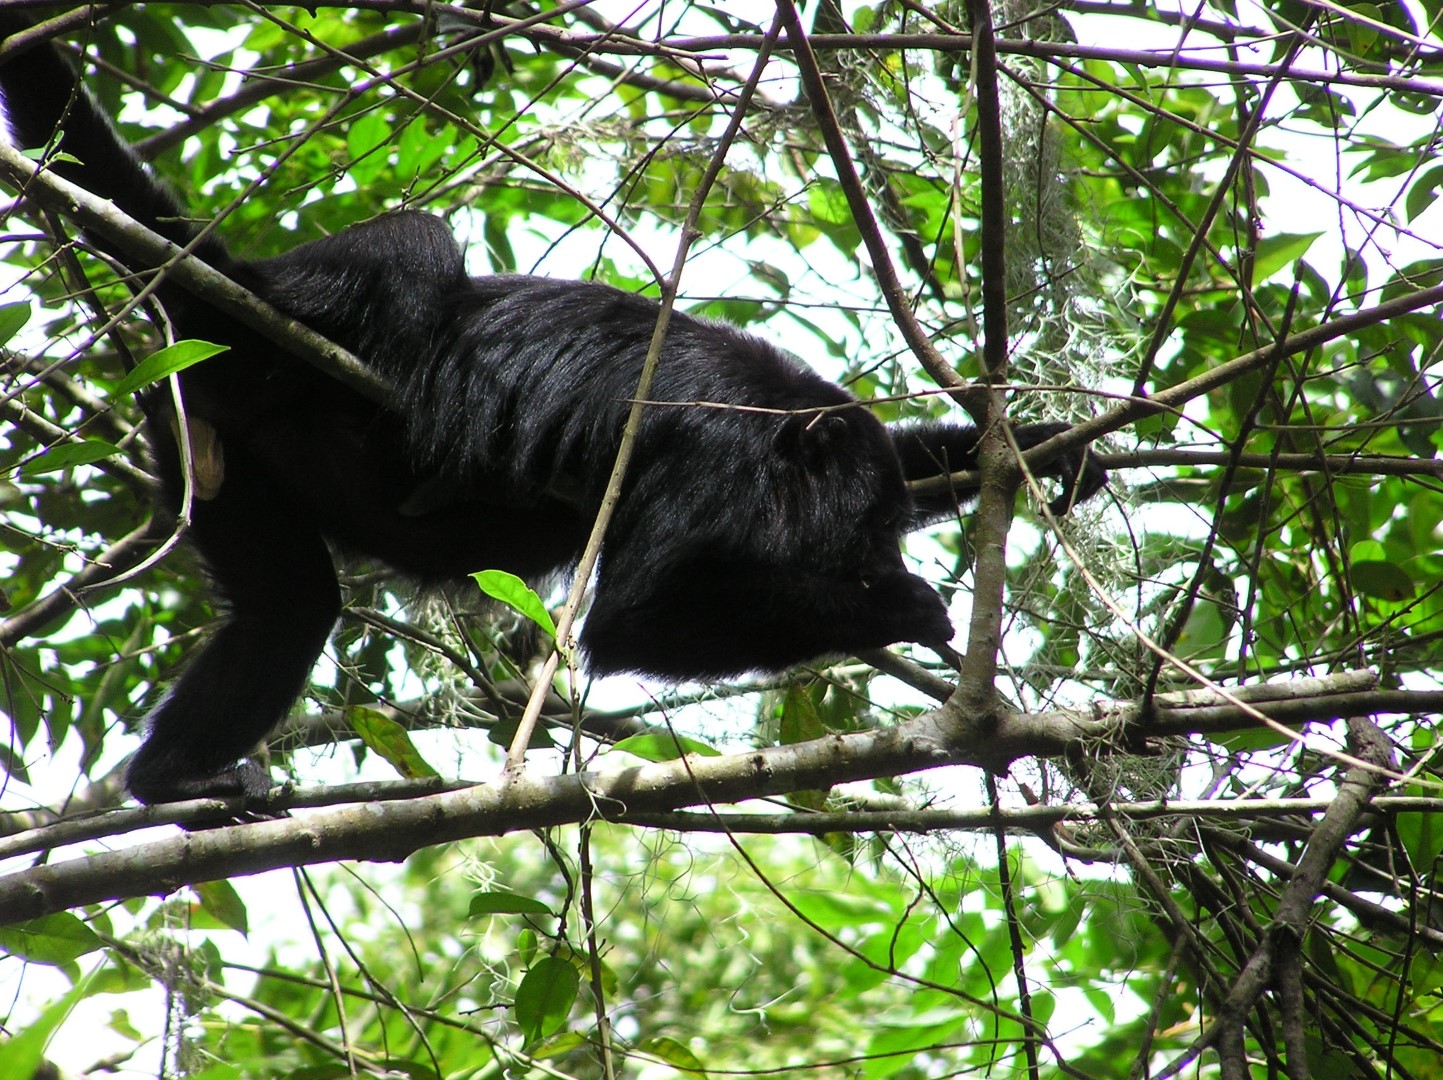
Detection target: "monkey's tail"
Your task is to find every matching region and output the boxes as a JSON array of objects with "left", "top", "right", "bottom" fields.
[{"left": 0, "top": 16, "right": 231, "bottom": 269}]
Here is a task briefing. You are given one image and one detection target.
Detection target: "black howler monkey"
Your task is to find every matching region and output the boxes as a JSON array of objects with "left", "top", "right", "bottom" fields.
[{"left": 0, "top": 20, "right": 1106, "bottom": 805}]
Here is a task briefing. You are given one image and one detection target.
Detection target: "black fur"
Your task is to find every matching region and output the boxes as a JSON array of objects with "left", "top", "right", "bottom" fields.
[{"left": 0, "top": 24, "right": 1106, "bottom": 804}]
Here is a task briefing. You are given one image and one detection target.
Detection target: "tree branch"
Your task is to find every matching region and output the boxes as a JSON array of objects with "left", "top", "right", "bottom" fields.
[
  {"left": 0, "top": 671, "right": 1420, "bottom": 923},
  {"left": 0, "top": 141, "right": 392, "bottom": 402}
]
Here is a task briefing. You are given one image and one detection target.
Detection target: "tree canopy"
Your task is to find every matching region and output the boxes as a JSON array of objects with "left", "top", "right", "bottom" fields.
[{"left": 2, "top": 2, "right": 1443, "bottom": 1078}]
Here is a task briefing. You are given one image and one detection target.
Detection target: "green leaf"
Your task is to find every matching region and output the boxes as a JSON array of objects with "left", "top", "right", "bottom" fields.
[
  {"left": 471, "top": 569, "right": 557, "bottom": 639},
  {"left": 17, "top": 438, "right": 121, "bottom": 476},
  {"left": 0, "top": 972, "right": 96, "bottom": 1078},
  {"left": 638, "top": 1035, "right": 709, "bottom": 1076},
  {"left": 113, "top": 340, "right": 229, "bottom": 397},
  {"left": 1174, "top": 600, "right": 1229, "bottom": 660},
  {"left": 346, "top": 108, "right": 392, "bottom": 185},
  {"left": 1396, "top": 806, "right": 1443, "bottom": 869},
  {"left": 1342, "top": 4, "right": 1382, "bottom": 54},
  {"left": 0, "top": 913, "right": 101, "bottom": 965},
  {"left": 488, "top": 715, "right": 557, "bottom": 751},
  {"left": 349, "top": 706, "right": 440, "bottom": 779},
  {"left": 1406, "top": 165, "right": 1443, "bottom": 223},
  {"left": 610, "top": 732, "right": 721, "bottom": 761},
  {"left": 514, "top": 956, "right": 579, "bottom": 1043},
  {"left": 1216, "top": 725, "right": 1294, "bottom": 753},
  {"left": 779, "top": 685, "right": 826, "bottom": 745},
  {"left": 1250, "top": 231, "right": 1321, "bottom": 282},
  {"left": 529, "top": 1031, "right": 589, "bottom": 1062},
  {"left": 1349, "top": 539, "right": 1387, "bottom": 562},
  {"left": 467, "top": 891, "right": 555, "bottom": 918},
  {"left": 194, "top": 879, "right": 250, "bottom": 935},
  {"left": 807, "top": 183, "right": 852, "bottom": 226},
  {"left": 1351, "top": 560, "right": 1414, "bottom": 602},
  {"left": 0, "top": 300, "right": 31, "bottom": 345}
]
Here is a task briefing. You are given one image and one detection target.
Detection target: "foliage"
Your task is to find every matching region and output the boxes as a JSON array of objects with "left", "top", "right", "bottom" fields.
[{"left": 1, "top": 2, "right": 1442, "bottom": 1078}]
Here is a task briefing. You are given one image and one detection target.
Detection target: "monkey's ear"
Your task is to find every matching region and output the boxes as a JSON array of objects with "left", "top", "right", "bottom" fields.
[{"left": 773, "top": 412, "right": 850, "bottom": 470}]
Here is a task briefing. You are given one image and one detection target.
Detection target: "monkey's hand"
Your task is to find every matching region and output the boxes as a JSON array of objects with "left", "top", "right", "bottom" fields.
[{"left": 1012, "top": 422, "right": 1109, "bottom": 516}]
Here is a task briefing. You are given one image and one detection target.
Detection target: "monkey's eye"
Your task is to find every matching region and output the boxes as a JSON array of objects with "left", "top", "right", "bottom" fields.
[{"left": 859, "top": 573, "right": 875, "bottom": 588}]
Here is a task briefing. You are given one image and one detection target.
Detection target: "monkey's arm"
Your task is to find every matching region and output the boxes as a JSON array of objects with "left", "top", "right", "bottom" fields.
[{"left": 892, "top": 421, "right": 1108, "bottom": 523}]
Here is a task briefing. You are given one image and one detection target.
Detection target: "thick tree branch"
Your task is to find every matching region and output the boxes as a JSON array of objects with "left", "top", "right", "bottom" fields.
[{"left": 1, "top": 671, "right": 1422, "bottom": 923}]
